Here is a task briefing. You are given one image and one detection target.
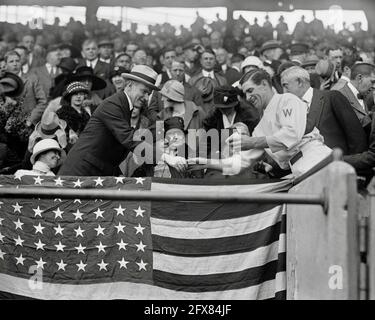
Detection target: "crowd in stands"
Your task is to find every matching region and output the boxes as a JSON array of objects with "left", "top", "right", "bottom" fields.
[{"left": 1, "top": 11, "right": 375, "bottom": 186}]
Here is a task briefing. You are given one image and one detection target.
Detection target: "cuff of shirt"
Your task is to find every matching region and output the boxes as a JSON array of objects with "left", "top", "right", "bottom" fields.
[{"left": 266, "top": 136, "right": 286, "bottom": 153}]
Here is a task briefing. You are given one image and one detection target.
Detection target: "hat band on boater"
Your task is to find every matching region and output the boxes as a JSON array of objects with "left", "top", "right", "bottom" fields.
[{"left": 130, "top": 72, "right": 157, "bottom": 85}]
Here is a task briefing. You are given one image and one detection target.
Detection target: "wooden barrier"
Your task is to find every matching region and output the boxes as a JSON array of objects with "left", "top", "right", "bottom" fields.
[
  {"left": 368, "top": 177, "right": 375, "bottom": 299},
  {"left": 287, "top": 161, "right": 360, "bottom": 299}
]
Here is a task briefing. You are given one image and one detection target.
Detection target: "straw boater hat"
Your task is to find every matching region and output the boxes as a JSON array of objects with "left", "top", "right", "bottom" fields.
[
  {"left": 30, "top": 138, "right": 66, "bottom": 165},
  {"left": 160, "top": 80, "right": 185, "bottom": 103},
  {"left": 121, "top": 65, "right": 160, "bottom": 91}
]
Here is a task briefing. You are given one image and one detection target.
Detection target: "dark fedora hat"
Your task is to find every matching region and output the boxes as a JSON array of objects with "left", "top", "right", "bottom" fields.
[
  {"left": 68, "top": 66, "right": 107, "bottom": 91},
  {"left": 193, "top": 76, "right": 215, "bottom": 103},
  {"left": 164, "top": 116, "right": 185, "bottom": 133},
  {"left": 98, "top": 39, "right": 114, "bottom": 48},
  {"left": 109, "top": 66, "right": 128, "bottom": 79},
  {"left": 289, "top": 42, "right": 309, "bottom": 55},
  {"left": 46, "top": 44, "right": 61, "bottom": 55},
  {"left": 0, "top": 72, "right": 24, "bottom": 97},
  {"left": 58, "top": 42, "right": 81, "bottom": 58},
  {"left": 213, "top": 86, "right": 239, "bottom": 109},
  {"left": 58, "top": 57, "right": 78, "bottom": 73}
]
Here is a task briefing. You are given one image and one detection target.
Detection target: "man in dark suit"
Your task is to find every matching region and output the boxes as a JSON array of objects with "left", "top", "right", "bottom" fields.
[
  {"left": 21, "top": 34, "right": 44, "bottom": 69},
  {"left": 281, "top": 66, "right": 368, "bottom": 155},
  {"left": 216, "top": 48, "right": 241, "bottom": 85},
  {"left": 30, "top": 45, "right": 62, "bottom": 99},
  {"left": 182, "top": 43, "right": 201, "bottom": 77},
  {"left": 5, "top": 50, "right": 47, "bottom": 126},
  {"left": 332, "top": 62, "right": 374, "bottom": 130},
  {"left": 189, "top": 48, "right": 227, "bottom": 89},
  {"left": 344, "top": 113, "right": 375, "bottom": 183},
  {"left": 77, "top": 39, "right": 110, "bottom": 80},
  {"left": 98, "top": 39, "right": 114, "bottom": 65},
  {"left": 58, "top": 65, "right": 160, "bottom": 176},
  {"left": 77, "top": 39, "right": 112, "bottom": 99},
  {"left": 155, "top": 48, "right": 176, "bottom": 87}
]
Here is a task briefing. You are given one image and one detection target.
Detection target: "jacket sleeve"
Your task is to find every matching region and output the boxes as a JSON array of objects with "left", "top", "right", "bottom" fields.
[
  {"left": 29, "top": 77, "right": 47, "bottom": 125},
  {"left": 330, "top": 91, "right": 368, "bottom": 154},
  {"left": 344, "top": 116, "right": 375, "bottom": 174},
  {"left": 95, "top": 102, "right": 140, "bottom": 152}
]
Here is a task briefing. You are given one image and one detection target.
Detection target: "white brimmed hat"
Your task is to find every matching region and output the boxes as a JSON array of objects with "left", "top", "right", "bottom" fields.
[
  {"left": 30, "top": 138, "right": 66, "bottom": 165},
  {"left": 121, "top": 65, "right": 160, "bottom": 91},
  {"left": 241, "top": 56, "right": 264, "bottom": 71}
]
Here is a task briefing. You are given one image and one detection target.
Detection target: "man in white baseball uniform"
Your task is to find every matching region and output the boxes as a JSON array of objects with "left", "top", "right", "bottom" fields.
[{"left": 227, "top": 69, "right": 332, "bottom": 177}]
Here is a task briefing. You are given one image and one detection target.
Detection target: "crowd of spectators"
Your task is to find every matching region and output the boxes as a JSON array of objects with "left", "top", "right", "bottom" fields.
[{"left": 1, "top": 11, "right": 375, "bottom": 186}]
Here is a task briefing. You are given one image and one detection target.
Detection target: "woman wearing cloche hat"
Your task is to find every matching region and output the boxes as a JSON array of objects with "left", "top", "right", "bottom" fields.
[{"left": 57, "top": 82, "right": 91, "bottom": 148}]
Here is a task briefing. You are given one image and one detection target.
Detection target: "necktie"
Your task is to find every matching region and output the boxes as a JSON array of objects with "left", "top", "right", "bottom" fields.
[{"left": 357, "top": 93, "right": 364, "bottom": 100}]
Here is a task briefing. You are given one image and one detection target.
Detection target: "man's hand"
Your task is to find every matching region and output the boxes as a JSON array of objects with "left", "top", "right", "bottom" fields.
[
  {"left": 320, "top": 78, "right": 332, "bottom": 90},
  {"left": 162, "top": 153, "right": 187, "bottom": 172},
  {"left": 226, "top": 134, "right": 268, "bottom": 151},
  {"left": 69, "top": 129, "right": 79, "bottom": 145},
  {"left": 226, "top": 134, "right": 257, "bottom": 151}
]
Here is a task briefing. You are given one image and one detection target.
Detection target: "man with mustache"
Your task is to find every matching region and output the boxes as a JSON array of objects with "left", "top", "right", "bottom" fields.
[{"left": 58, "top": 65, "right": 159, "bottom": 176}]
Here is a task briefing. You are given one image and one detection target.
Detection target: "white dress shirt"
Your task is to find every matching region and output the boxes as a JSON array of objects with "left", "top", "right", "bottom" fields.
[
  {"left": 87, "top": 58, "right": 98, "bottom": 69},
  {"left": 222, "top": 112, "right": 237, "bottom": 128},
  {"left": 45, "top": 62, "right": 57, "bottom": 75},
  {"left": 22, "top": 64, "right": 29, "bottom": 74},
  {"left": 100, "top": 57, "right": 111, "bottom": 64},
  {"left": 202, "top": 70, "right": 215, "bottom": 79},
  {"left": 301, "top": 86, "right": 314, "bottom": 112},
  {"left": 347, "top": 81, "right": 365, "bottom": 110},
  {"left": 124, "top": 90, "right": 133, "bottom": 111}
]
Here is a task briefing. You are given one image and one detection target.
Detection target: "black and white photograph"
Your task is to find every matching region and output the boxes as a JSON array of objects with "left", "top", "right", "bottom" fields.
[{"left": 0, "top": 0, "right": 375, "bottom": 303}]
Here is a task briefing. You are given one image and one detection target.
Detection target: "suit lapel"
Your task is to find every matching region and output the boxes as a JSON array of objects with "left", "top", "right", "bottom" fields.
[
  {"left": 342, "top": 84, "right": 367, "bottom": 115},
  {"left": 305, "top": 89, "right": 324, "bottom": 134}
]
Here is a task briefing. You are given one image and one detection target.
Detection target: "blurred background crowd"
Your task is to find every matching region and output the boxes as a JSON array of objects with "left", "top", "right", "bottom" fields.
[{"left": 1, "top": 8, "right": 375, "bottom": 182}]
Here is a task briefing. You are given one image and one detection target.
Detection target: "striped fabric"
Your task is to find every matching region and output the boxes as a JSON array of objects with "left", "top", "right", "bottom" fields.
[{"left": 0, "top": 176, "right": 290, "bottom": 300}]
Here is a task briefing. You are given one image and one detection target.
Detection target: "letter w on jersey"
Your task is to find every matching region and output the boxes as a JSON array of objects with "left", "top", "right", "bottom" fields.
[{"left": 282, "top": 108, "right": 292, "bottom": 117}]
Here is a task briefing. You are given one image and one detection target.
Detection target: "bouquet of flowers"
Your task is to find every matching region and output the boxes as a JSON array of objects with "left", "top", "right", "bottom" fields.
[{"left": 4, "top": 96, "right": 32, "bottom": 142}]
